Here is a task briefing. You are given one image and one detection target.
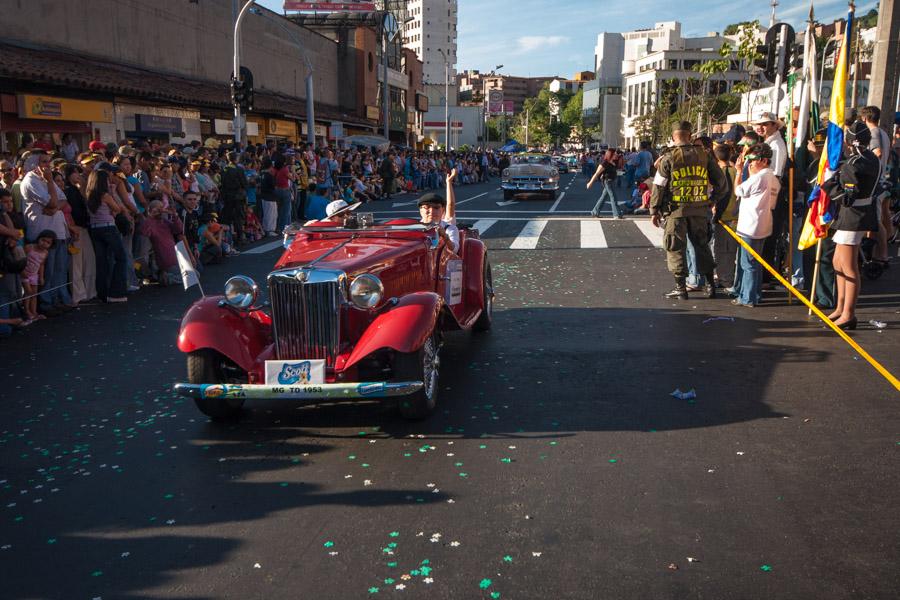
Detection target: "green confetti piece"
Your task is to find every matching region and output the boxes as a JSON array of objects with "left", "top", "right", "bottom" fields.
[
  {"left": 348, "top": 455, "right": 357, "bottom": 460},
  {"left": 387, "top": 561, "right": 398, "bottom": 568},
  {"left": 163, "top": 493, "right": 174, "bottom": 499},
  {"left": 760, "top": 565, "right": 773, "bottom": 572},
  {"left": 368, "top": 587, "right": 380, "bottom": 594},
  {"left": 420, "top": 559, "right": 430, "bottom": 565},
  {"left": 323, "top": 541, "right": 334, "bottom": 548},
  {"left": 388, "top": 542, "right": 398, "bottom": 548},
  {"left": 14, "top": 516, "right": 23, "bottom": 522},
  {"left": 609, "top": 459, "right": 617, "bottom": 463},
  {"left": 502, "top": 555, "right": 513, "bottom": 562},
  {"left": 479, "top": 578, "right": 492, "bottom": 589},
  {"left": 384, "top": 578, "right": 395, "bottom": 584},
  {"left": 362, "top": 463, "right": 370, "bottom": 468},
  {"left": 279, "top": 482, "right": 289, "bottom": 487},
  {"left": 549, "top": 441, "right": 558, "bottom": 446},
  {"left": 420, "top": 566, "right": 432, "bottom": 576},
  {"left": 500, "top": 458, "right": 512, "bottom": 463},
  {"left": 91, "top": 570, "right": 103, "bottom": 577},
  {"left": 459, "top": 472, "right": 468, "bottom": 477},
  {"left": 389, "top": 531, "right": 399, "bottom": 537},
  {"left": 491, "top": 593, "right": 501, "bottom": 599},
  {"left": 455, "top": 462, "right": 464, "bottom": 467},
  {"left": 410, "top": 569, "right": 420, "bottom": 576},
  {"left": 47, "top": 538, "right": 57, "bottom": 544},
  {"left": 479, "top": 444, "right": 487, "bottom": 449},
  {"left": 403, "top": 453, "right": 412, "bottom": 457}
]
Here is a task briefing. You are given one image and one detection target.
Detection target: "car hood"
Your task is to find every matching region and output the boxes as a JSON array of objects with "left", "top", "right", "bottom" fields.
[{"left": 274, "top": 233, "right": 427, "bottom": 277}]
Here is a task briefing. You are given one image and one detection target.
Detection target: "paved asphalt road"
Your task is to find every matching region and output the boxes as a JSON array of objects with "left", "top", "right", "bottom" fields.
[{"left": 3, "top": 173, "right": 900, "bottom": 599}]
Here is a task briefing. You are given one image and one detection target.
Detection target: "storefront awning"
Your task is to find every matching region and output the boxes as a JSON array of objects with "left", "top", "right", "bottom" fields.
[{"left": 0, "top": 40, "right": 377, "bottom": 130}]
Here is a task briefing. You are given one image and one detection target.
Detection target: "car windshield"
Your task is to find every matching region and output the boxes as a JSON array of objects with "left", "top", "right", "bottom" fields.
[{"left": 512, "top": 155, "right": 551, "bottom": 165}]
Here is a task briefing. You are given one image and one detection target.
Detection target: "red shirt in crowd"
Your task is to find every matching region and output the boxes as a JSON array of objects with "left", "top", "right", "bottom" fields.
[
  {"left": 274, "top": 166, "right": 291, "bottom": 189},
  {"left": 140, "top": 215, "right": 183, "bottom": 271}
]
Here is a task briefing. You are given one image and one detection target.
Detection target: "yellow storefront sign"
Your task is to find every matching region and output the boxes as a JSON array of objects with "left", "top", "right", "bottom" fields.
[
  {"left": 267, "top": 118, "right": 297, "bottom": 139},
  {"left": 17, "top": 94, "right": 113, "bottom": 123}
]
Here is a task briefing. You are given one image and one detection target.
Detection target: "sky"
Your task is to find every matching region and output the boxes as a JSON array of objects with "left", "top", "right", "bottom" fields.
[{"left": 255, "top": 0, "right": 878, "bottom": 77}]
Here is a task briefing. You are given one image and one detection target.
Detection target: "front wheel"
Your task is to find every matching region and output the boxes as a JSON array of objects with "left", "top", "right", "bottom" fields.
[
  {"left": 395, "top": 333, "right": 440, "bottom": 420},
  {"left": 187, "top": 349, "right": 246, "bottom": 421}
]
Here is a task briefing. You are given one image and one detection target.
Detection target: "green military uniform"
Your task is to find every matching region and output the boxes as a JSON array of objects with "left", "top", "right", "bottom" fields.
[{"left": 649, "top": 144, "right": 729, "bottom": 295}]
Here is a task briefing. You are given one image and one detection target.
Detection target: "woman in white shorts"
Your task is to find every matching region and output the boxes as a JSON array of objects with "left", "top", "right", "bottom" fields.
[{"left": 826, "top": 122, "right": 881, "bottom": 330}]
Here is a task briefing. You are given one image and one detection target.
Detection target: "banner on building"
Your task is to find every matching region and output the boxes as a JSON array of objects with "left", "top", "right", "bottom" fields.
[
  {"left": 17, "top": 95, "right": 113, "bottom": 123},
  {"left": 214, "top": 119, "right": 260, "bottom": 137},
  {"left": 487, "top": 90, "right": 504, "bottom": 115},
  {"left": 283, "top": 1, "right": 375, "bottom": 11}
]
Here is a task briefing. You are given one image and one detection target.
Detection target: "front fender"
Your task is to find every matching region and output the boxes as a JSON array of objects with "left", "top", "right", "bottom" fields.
[
  {"left": 342, "top": 292, "right": 442, "bottom": 370},
  {"left": 177, "top": 296, "right": 272, "bottom": 373}
]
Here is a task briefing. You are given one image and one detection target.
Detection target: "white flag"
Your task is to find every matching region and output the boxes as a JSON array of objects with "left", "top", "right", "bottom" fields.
[{"left": 175, "top": 241, "right": 202, "bottom": 293}]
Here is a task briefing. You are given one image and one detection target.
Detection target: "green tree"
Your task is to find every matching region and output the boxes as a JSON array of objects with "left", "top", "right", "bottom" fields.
[{"left": 723, "top": 21, "right": 755, "bottom": 36}]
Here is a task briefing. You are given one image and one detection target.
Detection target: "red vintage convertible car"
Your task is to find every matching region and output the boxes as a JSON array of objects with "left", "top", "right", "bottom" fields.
[{"left": 173, "top": 216, "right": 493, "bottom": 420}]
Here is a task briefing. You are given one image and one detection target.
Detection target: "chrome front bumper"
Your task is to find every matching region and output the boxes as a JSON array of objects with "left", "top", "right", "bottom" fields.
[
  {"left": 501, "top": 181, "right": 559, "bottom": 191},
  {"left": 174, "top": 381, "right": 423, "bottom": 401}
]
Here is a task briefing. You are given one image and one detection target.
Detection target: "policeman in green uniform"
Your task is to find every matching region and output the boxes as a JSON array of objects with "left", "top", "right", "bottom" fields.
[{"left": 650, "top": 121, "right": 729, "bottom": 299}]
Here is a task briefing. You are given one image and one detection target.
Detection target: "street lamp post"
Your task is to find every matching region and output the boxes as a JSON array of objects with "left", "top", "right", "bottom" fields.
[
  {"left": 232, "top": 0, "right": 257, "bottom": 145},
  {"left": 819, "top": 36, "right": 837, "bottom": 101},
  {"left": 438, "top": 49, "right": 450, "bottom": 150}
]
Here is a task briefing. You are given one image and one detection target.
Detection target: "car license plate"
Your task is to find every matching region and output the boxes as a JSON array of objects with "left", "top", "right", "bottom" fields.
[{"left": 265, "top": 360, "right": 325, "bottom": 385}]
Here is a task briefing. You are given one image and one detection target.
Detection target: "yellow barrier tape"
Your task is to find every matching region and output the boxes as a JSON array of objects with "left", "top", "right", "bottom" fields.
[{"left": 720, "top": 222, "right": 900, "bottom": 393}]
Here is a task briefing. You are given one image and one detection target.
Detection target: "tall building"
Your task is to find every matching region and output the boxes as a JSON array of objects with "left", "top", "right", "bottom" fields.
[
  {"left": 583, "top": 32, "right": 625, "bottom": 147},
  {"left": 403, "top": 0, "right": 458, "bottom": 108}
]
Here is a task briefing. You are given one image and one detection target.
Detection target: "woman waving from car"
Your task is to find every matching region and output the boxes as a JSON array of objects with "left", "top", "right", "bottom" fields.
[{"left": 417, "top": 167, "right": 459, "bottom": 253}]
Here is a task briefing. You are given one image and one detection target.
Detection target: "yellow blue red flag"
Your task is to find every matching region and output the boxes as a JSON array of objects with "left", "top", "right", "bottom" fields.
[{"left": 798, "top": 5, "right": 853, "bottom": 251}]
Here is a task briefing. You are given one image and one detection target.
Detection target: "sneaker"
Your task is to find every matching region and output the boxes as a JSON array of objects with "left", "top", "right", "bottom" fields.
[
  {"left": 730, "top": 299, "right": 754, "bottom": 307},
  {"left": 106, "top": 297, "right": 128, "bottom": 303},
  {"left": 127, "top": 285, "right": 141, "bottom": 293},
  {"left": 664, "top": 287, "right": 689, "bottom": 300},
  {"left": 685, "top": 284, "right": 702, "bottom": 292},
  {"left": 228, "top": 249, "right": 241, "bottom": 256}
]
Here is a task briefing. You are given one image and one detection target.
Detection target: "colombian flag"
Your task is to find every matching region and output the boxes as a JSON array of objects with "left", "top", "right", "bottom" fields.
[{"left": 798, "top": 5, "right": 854, "bottom": 251}]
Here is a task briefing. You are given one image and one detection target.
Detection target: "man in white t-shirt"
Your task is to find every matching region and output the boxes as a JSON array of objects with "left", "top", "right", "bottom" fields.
[
  {"left": 860, "top": 105, "right": 892, "bottom": 264},
  {"left": 417, "top": 168, "right": 459, "bottom": 253},
  {"left": 731, "top": 143, "right": 780, "bottom": 307}
]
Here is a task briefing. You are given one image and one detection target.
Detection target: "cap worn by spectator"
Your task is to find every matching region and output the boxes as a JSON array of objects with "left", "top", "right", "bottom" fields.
[
  {"left": 80, "top": 154, "right": 101, "bottom": 166},
  {"left": 722, "top": 124, "right": 746, "bottom": 144},
  {"left": 845, "top": 120, "right": 872, "bottom": 147},
  {"left": 752, "top": 112, "right": 784, "bottom": 127},
  {"left": 88, "top": 140, "right": 106, "bottom": 152},
  {"left": 118, "top": 145, "right": 136, "bottom": 157},
  {"left": 417, "top": 192, "right": 446, "bottom": 207}
]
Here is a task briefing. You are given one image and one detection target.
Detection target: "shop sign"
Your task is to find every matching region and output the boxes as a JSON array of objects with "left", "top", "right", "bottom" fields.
[
  {"left": 415, "top": 93, "right": 429, "bottom": 113},
  {"left": 268, "top": 119, "right": 297, "bottom": 137},
  {"left": 366, "top": 106, "right": 380, "bottom": 121},
  {"left": 136, "top": 114, "right": 183, "bottom": 134},
  {"left": 283, "top": 1, "right": 375, "bottom": 11},
  {"left": 17, "top": 94, "right": 113, "bottom": 122},
  {"left": 329, "top": 122, "right": 344, "bottom": 139},
  {"left": 300, "top": 122, "right": 328, "bottom": 137},
  {"left": 214, "top": 118, "right": 259, "bottom": 136},
  {"left": 390, "top": 109, "right": 406, "bottom": 132}
]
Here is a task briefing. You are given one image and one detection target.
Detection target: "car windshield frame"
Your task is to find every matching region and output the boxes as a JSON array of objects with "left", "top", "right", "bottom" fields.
[{"left": 512, "top": 155, "right": 552, "bottom": 166}]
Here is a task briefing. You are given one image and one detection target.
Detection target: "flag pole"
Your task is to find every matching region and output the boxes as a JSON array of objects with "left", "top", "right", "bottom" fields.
[{"left": 808, "top": 239, "right": 822, "bottom": 316}]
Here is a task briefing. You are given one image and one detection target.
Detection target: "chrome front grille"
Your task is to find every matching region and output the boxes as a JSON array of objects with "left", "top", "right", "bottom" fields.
[
  {"left": 268, "top": 270, "right": 344, "bottom": 365},
  {"left": 512, "top": 177, "right": 547, "bottom": 183}
]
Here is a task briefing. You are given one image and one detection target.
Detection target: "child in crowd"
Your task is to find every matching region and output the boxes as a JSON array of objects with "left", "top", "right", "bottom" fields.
[
  {"left": 304, "top": 183, "right": 329, "bottom": 221},
  {"left": 244, "top": 205, "right": 263, "bottom": 242},
  {"left": 21, "top": 230, "right": 56, "bottom": 323}
]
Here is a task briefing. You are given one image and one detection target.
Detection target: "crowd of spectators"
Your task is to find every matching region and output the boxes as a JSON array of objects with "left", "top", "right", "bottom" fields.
[{"left": 0, "top": 134, "right": 504, "bottom": 338}]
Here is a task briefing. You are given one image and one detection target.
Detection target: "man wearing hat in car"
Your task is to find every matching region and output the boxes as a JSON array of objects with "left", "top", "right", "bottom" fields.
[{"left": 417, "top": 167, "right": 459, "bottom": 253}]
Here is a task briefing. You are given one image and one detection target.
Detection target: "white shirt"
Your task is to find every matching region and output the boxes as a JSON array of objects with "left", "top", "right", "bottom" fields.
[
  {"left": 735, "top": 167, "right": 780, "bottom": 239},
  {"left": 21, "top": 170, "right": 67, "bottom": 240},
  {"left": 441, "top": 220, "right": 460, "bottom": 253},
  {"left": 765, "top": 132, "right": 787, "bottom": 178}
]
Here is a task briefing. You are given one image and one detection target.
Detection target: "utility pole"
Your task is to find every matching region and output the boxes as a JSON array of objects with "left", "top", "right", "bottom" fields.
[
  {"left": 232, "top": 0, "right": 256, "bottom": 146},
  {"left": 850, "top": 24, "right": 861, "bottom": 109},
  {"left": 770, "top": 0, "right": 779, "bottom": 28},
  {"left": 525, "top": 107, "right": 530, "bottom": 146},
  {"left": 868, "top": 0, "right": 899, "bottom": 131},
  {"left": 771, "top": 23, "right": 789, "bottom": 115},
  {"left": 439, "top": 49, "right": 450, "bottom": 150}
]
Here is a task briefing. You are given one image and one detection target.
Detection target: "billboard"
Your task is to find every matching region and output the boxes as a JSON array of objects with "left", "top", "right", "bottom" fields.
[
  {"left": 283, "top": 1, "right": 376, "bottom": 11},
  {"left": 487, "top": 90, "right": 503, "bottom": 115}
]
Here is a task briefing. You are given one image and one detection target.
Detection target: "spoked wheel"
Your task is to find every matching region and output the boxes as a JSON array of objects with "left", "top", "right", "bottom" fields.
[
  {"left": 395, "top": 333, "right": 440, "bottom": 420},
  {"left": 473, "top": 261, "right": 493, "bottom": 332},
  {"left": 187, "top": 349, "right": 247, "bottom": 421}
]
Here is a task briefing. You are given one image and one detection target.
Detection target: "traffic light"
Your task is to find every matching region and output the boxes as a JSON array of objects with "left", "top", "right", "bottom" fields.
[
  {"left": 761, "top": 23, "right": 795, "bottom": 83},
  {"left": 754, "top": 43, "right": 774, "bottom": 82},
  {"left": 230, "top": 66, "right": 254, "bottom": 111},
  {"left": 790, "top": 42, "right": 805, "bottom": 71}
]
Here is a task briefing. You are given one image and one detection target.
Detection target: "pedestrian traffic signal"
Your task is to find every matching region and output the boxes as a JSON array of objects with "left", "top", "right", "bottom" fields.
[
  {"left": 753, "top": 44, "right": 773, "bottom": 82},
  {"left": 790, "top": 42, "right": 805, "bottom": 71}
]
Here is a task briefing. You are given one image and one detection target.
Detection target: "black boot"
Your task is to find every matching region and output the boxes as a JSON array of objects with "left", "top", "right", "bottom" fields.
[
  {"left": 704, "top": 273, "right": 717, "bottom": 299},
  {"left": 665, "top": 278, "right": 689, "bottom": 300}
]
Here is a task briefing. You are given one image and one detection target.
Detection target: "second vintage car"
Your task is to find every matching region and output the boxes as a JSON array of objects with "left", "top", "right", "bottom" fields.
[
  {"left": 173, "top": 215, "right": 493, "bottom": 421},
  {"left": 501, "top": 153, "right": 560, "bottom": 201}
]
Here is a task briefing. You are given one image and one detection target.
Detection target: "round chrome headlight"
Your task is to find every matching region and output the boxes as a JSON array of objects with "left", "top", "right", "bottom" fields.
[
  {"left": 349, "top": 274, "right": 384, "bottom": 309},
  {"left": 224, "top": 275, "right": 259, "bottom": 309}
]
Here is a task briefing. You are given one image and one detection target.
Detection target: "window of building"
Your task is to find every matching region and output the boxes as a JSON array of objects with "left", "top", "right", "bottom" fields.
[{"left": 668, "top": 59, "right": 678, "bottom": 69}]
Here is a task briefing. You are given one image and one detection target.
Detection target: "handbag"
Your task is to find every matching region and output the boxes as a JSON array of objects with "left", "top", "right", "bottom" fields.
[
  {"left": 115, "top": 213, "right": 133, "bottom": 237},
  {"left": 0, "top": 242, "right": 27, "bottom": 274}
]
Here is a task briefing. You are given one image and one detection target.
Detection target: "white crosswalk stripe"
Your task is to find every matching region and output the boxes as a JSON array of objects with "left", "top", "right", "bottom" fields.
[
  {"left": 510, "top": 219, "right": 548, "bottom": 250},
  {"left": 633, "top": 220, "right": 665, "bottom": 248},
  {"left": 472, "top": 219, "right": 497, "bottom": 235},
  {"left": 579, "top": 221, "right": 608, "bottom": 248}
]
